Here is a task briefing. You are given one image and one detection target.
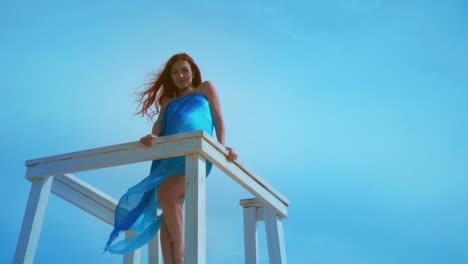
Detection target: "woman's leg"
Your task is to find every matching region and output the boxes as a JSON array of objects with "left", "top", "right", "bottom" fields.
[
  {"left": 158, "top": 173, "right": 186, "bottom": 264},
  {"left": 160, "top": 218, "right": 174, "bottom": 264}
]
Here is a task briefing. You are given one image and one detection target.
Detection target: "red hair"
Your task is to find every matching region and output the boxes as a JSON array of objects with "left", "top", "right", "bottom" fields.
[{"left": 134, "top": 53, "right": 202, "bottom": 121}]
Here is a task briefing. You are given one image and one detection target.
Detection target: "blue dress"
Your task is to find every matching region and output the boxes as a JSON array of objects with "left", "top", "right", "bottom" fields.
[{"left": 104, "top": 93, "right": 214, "bottom": 254}]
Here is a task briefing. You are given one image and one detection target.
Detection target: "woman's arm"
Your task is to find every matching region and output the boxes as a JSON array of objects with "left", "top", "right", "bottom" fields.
[
  {"left": 140, "top": 99, "right": 168, "bottom": 147},
  {"left": 203, "top": 81, "right": 237, "bottom": 161},
  {"left": 203, "top": 81, "right": 226, "bottom": 145},
  {"left": 151, "top": 117, "right": 163, "bottom": 137},
  {"left": 214, "top": 119, "right": 226, "bottom": 145}
]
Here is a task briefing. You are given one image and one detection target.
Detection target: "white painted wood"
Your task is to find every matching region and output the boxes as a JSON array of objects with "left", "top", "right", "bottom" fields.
[
  {"left": 243, "top": 207, "right": 259, "bottom": 264},
  {"left": 257, "top": 207, "right": 265, "bottom": 222},
  {"left": 148, "top": 232, "right": 161, "bottom": 264},
  {"left": 25, "top": 130, "right": 288, "bottom": 217},
  {"left": 25, "top": 130, "right": 289, "bottom": 207},
  {"left": 26, "top": 137, "right": 203, "bottom": 180},
  {"left": 240, "top": 198, "right": 265, "bottom": 208},
  {"left": 19, "top": 130, "right": 291, "bottom": 263},
  {"left": 55, "top": 174, "right": 117, "bottom": 210},
  {"left": 26, "top": 130, "right": 206, "bottom": 166},
  {"left": 185, "top": 154, "right": 207, "bottom": 264},
  {"left": 264, "top": 206, "right": 287, "bottom": 264},
  {"left": 51, "top": 175, "right": 116, "bottom": 226},
  {"left": 123, "top": 231, "right": 141, "bottom": 264},
  {"left": 14, "top": 176, "right": 54, "bottom": 264},
  {"left": 241, "top": 198, "right": 265, "bottom": 221},
  {"left": 201, "top": 132, "right": 290, "bottom": 206},
  {"left": 201, "top": 141, "right": 288, "bottom": 218}
]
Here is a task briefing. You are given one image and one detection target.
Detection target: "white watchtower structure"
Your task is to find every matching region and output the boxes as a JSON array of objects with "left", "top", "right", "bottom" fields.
[{"left": 14, "top": 130, "right": 290, "bottom": 264}]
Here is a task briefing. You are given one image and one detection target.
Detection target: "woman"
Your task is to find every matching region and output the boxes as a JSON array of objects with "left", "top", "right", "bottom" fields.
[{"left": 104, "top": 53, "right": 237, "bottom": 264}]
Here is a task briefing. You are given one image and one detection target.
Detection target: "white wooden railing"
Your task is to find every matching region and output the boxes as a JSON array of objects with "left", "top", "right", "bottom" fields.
[{"left": 14, "top": 130, "right": 290, "bottom": 264}]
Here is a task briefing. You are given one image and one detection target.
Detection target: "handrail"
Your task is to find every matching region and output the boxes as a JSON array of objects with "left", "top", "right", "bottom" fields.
[{"left": 24, "top": 130, "right": 289, "bottom": 217}]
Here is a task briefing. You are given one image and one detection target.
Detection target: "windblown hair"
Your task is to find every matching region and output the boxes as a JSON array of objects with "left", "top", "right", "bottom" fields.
[{"left": 134, "top": 53, "right": 202, "bottom": 121}]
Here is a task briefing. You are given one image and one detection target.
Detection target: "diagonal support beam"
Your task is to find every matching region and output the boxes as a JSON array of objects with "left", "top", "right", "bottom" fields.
[{"left": 51, "top": 174, "right": 117, "bottom": 225}]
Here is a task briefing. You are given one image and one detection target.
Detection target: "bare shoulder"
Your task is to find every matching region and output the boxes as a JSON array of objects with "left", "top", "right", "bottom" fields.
[
  {"left": 159, "top": 96, "right": 173, "bottom": 113},
  {"left": 203, "top": 80, "right": 216, "bottom": 91},
  {"left": 197, "top": 80, "right": 218, "bottom": 99},
  {"left": 199, "top": 81, "right": 224, "bottom": 123}
]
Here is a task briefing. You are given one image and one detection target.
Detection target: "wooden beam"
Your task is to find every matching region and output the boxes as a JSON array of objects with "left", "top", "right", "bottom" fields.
[
  {"left": 201, "top": 141, "right": 288, "bottom": 218},
  {"left": 201, "top": 132, "right": 290, "bottom": 207},
  {"left": 148, "top": 233, "right": 161, "bottom": 264},
  {"left": 123, "top": 232, "right": 141, "bottom": 264},
  {"left": 25, "top": 130, "right": 289, "bottom": 217},
  {"left": 26, "top": 137, "right": 203, "bottom": 180},
  {"left": 240, "top": 198, "right": 265, "bottom": 221},
  {"left": 264, "top": 207, "right": 288, "bottom": 264},
  {"left": 26, "top": 130, "right": 206, "bottom": 166},
  {"left": 243, "top": 207, "right": 259, "bottom": 264},
  {"left": 185, "top": 154, "right": 207, "bottom": 264},
  {"left": 19, "top": 130, "right": 291, "bottom": 264},
  {"left": 14, "top": 176, "right": 54, "bottom": 264},
  {"left": 51, "top": 174, "right": 117, "bottom": 226}
]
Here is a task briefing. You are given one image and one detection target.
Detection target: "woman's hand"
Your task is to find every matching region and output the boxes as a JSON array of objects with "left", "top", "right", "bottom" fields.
[
  {"left": 226, "top": 146, "right": 238, "bottom": 162},
  {"left": 140, "top": 134, "right": 158, "bottom": 148}
]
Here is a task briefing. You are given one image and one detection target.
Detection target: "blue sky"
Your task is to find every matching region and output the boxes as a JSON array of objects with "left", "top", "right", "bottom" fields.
[{"left": 1, "top": 0, "right": 467, "bottom": 263}]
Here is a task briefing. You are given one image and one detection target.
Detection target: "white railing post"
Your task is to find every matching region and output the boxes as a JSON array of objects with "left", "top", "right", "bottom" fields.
[
  {"left": 14, "top": 176, "right": 54, "bottom": 264},
  {"left": 242, "top": 206, "right": 259, "bottom": 264},
  {"left": 264, "top": 206, "right": 287, "bottom": 264},
  {"left": 148, "top": 208, "right": 163, "bottom": 264},
  {"left": 241, "top": 198, "right": 288, "bottom": 264},
  {"left": 148, "top": 232, "right": 161, "bottom": 264},
  {"left": 185, "top": 153, "right": 207, "bottom": 264},
  {"left": 123, "top": 231, "right": 142, "bottom": 264}
]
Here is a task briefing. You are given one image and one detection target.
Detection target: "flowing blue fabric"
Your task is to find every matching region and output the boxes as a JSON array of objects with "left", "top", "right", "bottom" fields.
[{"left": 104, "top": 93, "right": 214, "bottom": 254}]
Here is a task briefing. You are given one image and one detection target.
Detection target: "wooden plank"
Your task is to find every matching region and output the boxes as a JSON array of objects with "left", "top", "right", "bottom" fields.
[
  {"left": 25, "top": 130, "right": 289, "bottom": 211},
  {"left": 241, "top": 198, "right": 265, "bottom": 221},
  {"left": 26, "top": 138, "right": 202, "bottom": 180},
  {"left": 25, "top": 130, "right": 290, "bottom": 209},
  {"left": 184, "top": 154, "right": 207, "bottom": 264},
  {"left": 57, "top": 174, "right": 116, "bottom": 208},
  {"left": 14, "top": 176, "right": 54, "bottom": 264},
  {"left": 148, "top": 233, "right": 161, "bottom": 264},
  {"left": 201, "top": 141, "right": 288, "bottom": 218},
  {"left": 123, "top": 231, "right": 142, "bottom": 264},
  {"left": 264, "top": 207, "right": 287, "bottom": 264},
  {"left": 243, "top": 207, "right": 259, "bottom": 264},
  {"left": 201, "top": 132, "right": 290, "bottom": 207},
  {"left": 51, "top": 175, "right": 116, "bottom": 226},
  {"left": 257, "top": 207, "right": 265, "bottom": 222},
  {"left": 53, "top": 173, "right": 159, "bottom": 235},
  {"left": 20, "top": 129, "right": 291, "bottom": 264},
  {"left": 240, "top": 198, "right": 264, "bottom": 208},
  {"left": 26, "top": 130, "right": 206, "bottom": 166}
]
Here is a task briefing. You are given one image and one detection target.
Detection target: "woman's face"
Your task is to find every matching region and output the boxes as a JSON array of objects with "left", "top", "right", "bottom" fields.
[{"left": 171, "top": 60, "right": 194, "bottom": 90}]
